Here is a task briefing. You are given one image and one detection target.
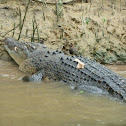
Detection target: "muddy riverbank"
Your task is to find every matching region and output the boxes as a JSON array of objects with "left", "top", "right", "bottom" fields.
[{"left": 0, "top": 0, "right": 126, "bottom": 64}]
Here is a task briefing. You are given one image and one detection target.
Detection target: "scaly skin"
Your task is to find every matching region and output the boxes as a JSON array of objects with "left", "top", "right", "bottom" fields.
[{"left": 4, "top": 38, "right": 126, "bottom": 102}]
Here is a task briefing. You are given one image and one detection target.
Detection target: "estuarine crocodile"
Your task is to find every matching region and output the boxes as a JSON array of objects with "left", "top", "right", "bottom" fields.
[{"left": 3, "top": 38, "right": 126, "bottom": 102}]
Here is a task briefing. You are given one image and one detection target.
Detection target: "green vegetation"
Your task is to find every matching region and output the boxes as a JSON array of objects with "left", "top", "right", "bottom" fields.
[{"left": 0, "top": 0, "right": 125, "bottom": 64}]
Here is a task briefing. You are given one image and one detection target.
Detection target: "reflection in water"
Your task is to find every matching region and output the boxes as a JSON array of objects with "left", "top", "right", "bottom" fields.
[{"left": 0, "top": 61, "right": 126, "bottom": 126}]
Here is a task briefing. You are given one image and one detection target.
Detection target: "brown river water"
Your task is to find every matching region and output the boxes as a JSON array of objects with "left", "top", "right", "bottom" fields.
[{"left": 0, "top": 60, "right": 126, "bottom": 126}]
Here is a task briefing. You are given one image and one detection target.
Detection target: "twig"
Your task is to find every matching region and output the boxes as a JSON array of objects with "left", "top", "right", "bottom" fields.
[
  {"left": 102, "top": 0, "right": 104, "bottom": 7},
  {"left": 25, "top": 28, "right": 28, "bottom": 37},
  {"left": 120, "top": 0, "right": 122, "bottom": 11},
  {"left": 12, "top": 23, "right": 16, "bottom": 37},
  {"left": 82, "top": 8, "right": 84, "bottom": 33},
  {"left": 31, "top": 18, "right": 36, "bottom": 42},
  {"left": 56, "top": 0, "right": 59, "bottom": 22},
  {"left": 19, "top": 6, "right": 21, "bottom": 30},
  {"left": 31, "top": 14, "right": 40, "bottom": 42},
  {"left": 18, "top": 0, "right": 31, "bottom": 40},
  {"left": 35, "top": 20, "right": 40, "bottom": 43},
  {"left": 2, "top": 24, "right": 19, "bottom": 37},
  {"left": 34, "top": 0, "right": 78, "bottom": 5}
]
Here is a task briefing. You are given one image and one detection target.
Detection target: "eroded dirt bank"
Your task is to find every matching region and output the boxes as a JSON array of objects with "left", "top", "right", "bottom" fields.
[{"left": 0, "top": 0, "right": 126, "bottom": 64}]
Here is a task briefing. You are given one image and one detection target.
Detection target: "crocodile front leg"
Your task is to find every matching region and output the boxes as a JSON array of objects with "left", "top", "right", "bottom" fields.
[
  {"left": 22, "top": 70, "right": 44, "bottom": 82},
  {"left": 19, "top": 58, "right": 46, "bottom": 82}
]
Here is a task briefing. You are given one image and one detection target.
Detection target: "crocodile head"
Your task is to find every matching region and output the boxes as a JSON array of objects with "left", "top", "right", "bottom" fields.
[
  {"left": 4, "top": 38, "right": 46, "bottom": 65},
  {"left": 4, "top": 38, "right": 30, "bottom": 65}
]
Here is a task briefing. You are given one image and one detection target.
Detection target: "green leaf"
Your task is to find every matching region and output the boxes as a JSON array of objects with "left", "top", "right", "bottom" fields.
[
  {"left": 86, "top": 17, "right": 90, "bottom": 24},
  {"left": 102, "top": 18, "right": 106, "bottom": 22},
  {"left": 80, "top": 91, "right": 84, "bottom": 93},
  {"left": 83, "top": 18, "right": 86, "bottom": 23},
  {"left": 59, "top": 0, "right": 62, "bottom": 5}
]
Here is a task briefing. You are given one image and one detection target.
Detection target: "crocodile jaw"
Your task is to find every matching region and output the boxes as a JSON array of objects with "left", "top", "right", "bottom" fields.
[{"left": 4, "top": 45, "right": 28, "bottom": 65}]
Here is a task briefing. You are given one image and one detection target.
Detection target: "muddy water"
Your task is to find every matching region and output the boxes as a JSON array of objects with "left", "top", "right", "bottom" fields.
[{"left": 0, "top": 61, "right": 126, "bottom": 126}]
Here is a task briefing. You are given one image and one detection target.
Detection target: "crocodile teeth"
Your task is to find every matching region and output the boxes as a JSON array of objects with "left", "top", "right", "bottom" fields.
[{"left": 14, "top": 47, "right": 18, "bottom": 52}]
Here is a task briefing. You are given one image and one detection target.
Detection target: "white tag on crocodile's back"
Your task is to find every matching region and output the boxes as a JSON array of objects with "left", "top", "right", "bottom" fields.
[{"left": 75, "top": 58, "right": 84, "bottom": 69}]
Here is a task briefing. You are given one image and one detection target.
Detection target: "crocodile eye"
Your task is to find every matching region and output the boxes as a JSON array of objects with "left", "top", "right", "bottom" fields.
[
  {"left": 14, "top": 47, "right": 18, "bottom": 52},
  {"left": 31, "top": 46, "right": 36, "bottom": 49},
  {"left": 22, "top": 46, "right": 27, "bottom": 50}
]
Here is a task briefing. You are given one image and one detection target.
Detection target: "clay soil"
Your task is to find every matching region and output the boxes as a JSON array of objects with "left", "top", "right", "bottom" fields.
[{"left": 0, "top": 0, "right": 126, "bottom": 64}]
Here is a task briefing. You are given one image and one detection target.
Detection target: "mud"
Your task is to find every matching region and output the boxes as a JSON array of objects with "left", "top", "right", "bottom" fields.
[{"left": 0, "top": 0, "right": 126, "bottom": 64}]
